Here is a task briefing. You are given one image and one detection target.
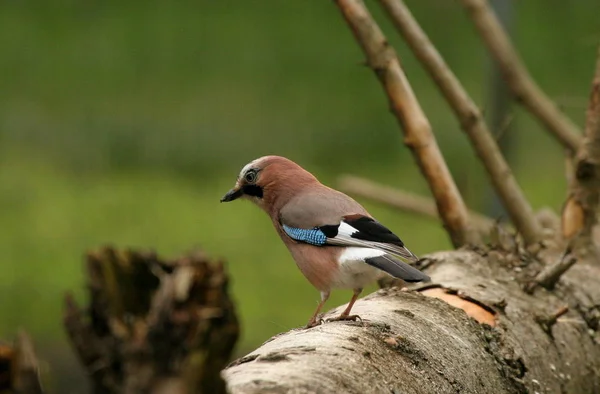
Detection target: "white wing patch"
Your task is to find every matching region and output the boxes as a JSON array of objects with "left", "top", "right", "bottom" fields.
[
  {"left": 337, "top": 222, "right": 359, "bottom": 237},
  {"left": 338, "top": 247, "right": 385, "bottom": 263},
  {"left": 328, "top": 220, "right": 418, "bottom": 263}
]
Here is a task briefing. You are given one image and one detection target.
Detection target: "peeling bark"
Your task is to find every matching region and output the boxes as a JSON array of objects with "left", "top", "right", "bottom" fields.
[{"left": 223, "top": 250, "right": 600, "bottom": 394}]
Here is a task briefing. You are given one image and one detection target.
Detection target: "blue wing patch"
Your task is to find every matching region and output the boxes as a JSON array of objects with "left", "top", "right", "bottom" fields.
[{"left": 282, "top": 224, "right": 327, "bottom": 246}]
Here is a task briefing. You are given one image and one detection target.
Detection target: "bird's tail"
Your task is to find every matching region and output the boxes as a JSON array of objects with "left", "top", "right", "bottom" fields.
[
  {"left": 394, "top": 244, "right": 419, "bottom": 263},
  {"left": 365, "top": 253, "right": 430, "bottom": 282}
]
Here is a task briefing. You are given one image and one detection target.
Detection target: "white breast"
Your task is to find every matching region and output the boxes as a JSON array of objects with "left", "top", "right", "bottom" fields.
[{"left": 330, "top": 247, "right": 388, "bottom": 289}]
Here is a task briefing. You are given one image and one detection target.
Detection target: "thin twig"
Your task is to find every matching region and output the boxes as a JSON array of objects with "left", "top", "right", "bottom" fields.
[
  {"left": 333, "top": 0, "right": 479, "bottom": 247},
  {"left": 338, "top": 175, "right": 495, "bottom": 232},
  {"left": 534, "top": 306, "right": 569, "bottom": 336},
  {"left": 459, "top": 0, "right": 582, "bottom": 152},
  {"left": 378, "top": 0, "right": 540, "bottom": 245},
  {"left": 561, "top": 46, "right": 600, "bottom": 246},
  {"left": 525, "top": 250, "right": 577, "bottom": 293},
  {"left": 546, "top": 306, "right": 570, "bottom": 327}
]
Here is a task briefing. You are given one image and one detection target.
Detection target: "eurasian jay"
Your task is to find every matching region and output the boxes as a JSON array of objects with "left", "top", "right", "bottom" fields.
[{"left": 221, "top": 156, "right": 430, "bottom": 327}]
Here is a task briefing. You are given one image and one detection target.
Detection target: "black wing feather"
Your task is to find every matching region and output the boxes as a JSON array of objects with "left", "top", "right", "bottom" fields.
[
  {"left": 316, "top": 214, "right": 418, "bottom": 262},
  {"left": 342, "top": 215, "right": 405, "bottom": 246}
]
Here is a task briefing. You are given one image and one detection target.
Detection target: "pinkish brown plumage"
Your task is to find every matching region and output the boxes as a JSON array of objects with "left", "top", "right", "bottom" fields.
[{"left": 221, "top": 155, "right": 429, "bottom": 327}]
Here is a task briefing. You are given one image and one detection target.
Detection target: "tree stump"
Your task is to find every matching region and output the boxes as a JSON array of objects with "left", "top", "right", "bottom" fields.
[{"left": 63, "top": 247, "right": 239, "bottom": 394}]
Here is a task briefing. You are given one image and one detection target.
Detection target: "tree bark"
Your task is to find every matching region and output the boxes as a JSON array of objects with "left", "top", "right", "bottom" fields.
[{"left": 223, "top": 249, "right": 600, "bottom": 393}]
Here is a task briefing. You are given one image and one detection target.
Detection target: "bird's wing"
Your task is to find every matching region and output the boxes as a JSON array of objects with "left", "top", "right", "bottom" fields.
[
  {"left": 280, "top": 199, "right": 418, "bottom": 263},
  {"left": 279, "top": 189, "right": 369, "bottom": 228},
  {"left": 280, "top": 214, "right": 426, "bottom": 281},
  {"left": 323, "top": 214, "right": 418, "bottom": 263}
]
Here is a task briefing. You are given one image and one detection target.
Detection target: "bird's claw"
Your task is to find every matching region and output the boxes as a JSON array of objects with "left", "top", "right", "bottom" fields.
[
  {"left": 326, "top": 314, "right": 362, "bottom": 323},
  {"left": 306, "top": 314, "right": 363, "bottom": 328},
  {"left": 305, "top": 315, "right": 325, "bottom": 329}
]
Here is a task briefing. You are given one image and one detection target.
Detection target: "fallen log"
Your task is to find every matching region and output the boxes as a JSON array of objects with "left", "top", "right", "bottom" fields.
[{"left": 223, "top": 249, "right": 600, "bottom": 393}]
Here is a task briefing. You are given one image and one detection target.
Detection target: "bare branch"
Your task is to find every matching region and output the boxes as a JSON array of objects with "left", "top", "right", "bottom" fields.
[
  {"left": 459, "top": 0, "right": 582, "bottom": 152},
  {"left": 378, "top": 0, "right": 540, "bottom": 245},
  {"left": 334, "top": 0, "right": 480, "bottom": 247},
  {"left": 561, "top": 47, "right": 600, "bottom": 247},
  {"left": 535, "top": 306, "right": 569, "bottom": 336},
  {"left": 525, "top": 251, "right": 577, "bottom": 293},
  {"left": 338, "top": 174, "right": 495, "bottom": 232}
]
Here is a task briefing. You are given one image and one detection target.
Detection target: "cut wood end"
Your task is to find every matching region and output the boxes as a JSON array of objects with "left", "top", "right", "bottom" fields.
[
  {"left": 561, "top": 197, "right": 585, "bottom": 239},
  {"left": 421, "top": 288, "right": 496, "bottom": 326}
]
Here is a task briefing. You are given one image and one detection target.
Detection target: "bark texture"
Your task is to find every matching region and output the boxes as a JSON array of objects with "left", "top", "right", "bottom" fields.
[
  {"left": 223, "top": 249, "right": 600, "bottom": 394},
  {"left": 64, "top": 247, "right": 239, "bottom": 394}
]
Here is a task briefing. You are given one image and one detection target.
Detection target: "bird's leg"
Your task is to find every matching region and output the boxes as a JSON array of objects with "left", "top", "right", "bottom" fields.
[
  {"left": 305, "top": 290, "right": 330, "bottom": 328},
  {"left": 327, "top": 288, "right": 363, "bottom": 322}
]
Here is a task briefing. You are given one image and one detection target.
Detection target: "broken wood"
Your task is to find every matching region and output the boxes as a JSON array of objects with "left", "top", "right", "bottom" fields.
[
  {"left": 64, "top": 247, "right": 239, "bottom": 394},
  {"left": 0, "top": 331, "right": 44, "bottom": 394}
]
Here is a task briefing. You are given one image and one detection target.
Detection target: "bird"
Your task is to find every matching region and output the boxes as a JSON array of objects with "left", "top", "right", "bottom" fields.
[{"left": 220, "top": 155, "right": 430, "bottom": 327}]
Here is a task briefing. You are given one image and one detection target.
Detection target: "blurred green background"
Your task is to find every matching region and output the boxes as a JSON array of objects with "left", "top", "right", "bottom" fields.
[{"left": 1, "top": 0, "right": 598, "bottom": 391}]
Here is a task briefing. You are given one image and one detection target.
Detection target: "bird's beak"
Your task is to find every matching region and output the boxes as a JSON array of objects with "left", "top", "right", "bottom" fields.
[{"left": 220, "top": 186, "right": 243, "bottom": 202}]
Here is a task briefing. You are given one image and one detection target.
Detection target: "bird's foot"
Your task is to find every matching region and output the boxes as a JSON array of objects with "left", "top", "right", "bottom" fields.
[
  {"left": 305, "top": 316, "right": 325, "bottom": 329},
  {"left": 326, "top": 314, "right": 362, "bottom": 323}
]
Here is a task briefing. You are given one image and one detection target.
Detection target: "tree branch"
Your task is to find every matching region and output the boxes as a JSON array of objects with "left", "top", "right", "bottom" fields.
[
  {"left": 525, "top": 250, "right": 578, "bottom": 293},
  {"left": 534, "top": 306, "right": 569, "bottom": 336},
  {"left": 334, "top": 0, "right": 480, "bottom": 247},
  {"left": 459, "top": 0, "right": 582, "bottom": 152},
  {"left": 378, "top": 0, "right": 540, "bottom": 245},
  {"left": 561, "top": 47, "right": 600, "bottom": 250},
  {"left": 338, "top": 174, "right": 495, "bottom": 232}
]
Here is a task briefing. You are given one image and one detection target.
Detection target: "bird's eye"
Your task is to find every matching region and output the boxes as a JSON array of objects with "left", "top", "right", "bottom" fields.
[{"left": 244, "top": 170, "right": 257, "bottom": 183}]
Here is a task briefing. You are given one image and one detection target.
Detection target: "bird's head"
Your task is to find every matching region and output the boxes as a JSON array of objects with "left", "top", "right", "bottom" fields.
[{"left": 220, "top": 155, "right": 318, "bottom": 211}]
